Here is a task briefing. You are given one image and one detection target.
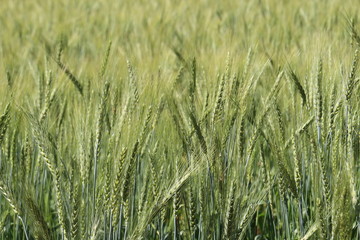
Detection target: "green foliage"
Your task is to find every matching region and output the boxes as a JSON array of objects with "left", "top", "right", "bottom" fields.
[{"left": 0, "top": 1, "right": 360, "bottom": 239}]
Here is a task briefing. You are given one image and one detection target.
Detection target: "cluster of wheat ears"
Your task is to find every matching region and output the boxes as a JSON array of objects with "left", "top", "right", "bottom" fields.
[{"left": 1, "top": 2, "right": 360, "bottom": 240}]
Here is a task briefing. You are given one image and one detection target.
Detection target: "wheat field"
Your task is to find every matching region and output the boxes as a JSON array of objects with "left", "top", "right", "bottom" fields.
[{"left": 0, "top": 0, "right": 359, "bottom": 239}]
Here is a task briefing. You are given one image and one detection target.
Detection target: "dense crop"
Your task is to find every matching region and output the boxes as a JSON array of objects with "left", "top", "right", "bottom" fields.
[{"left": 0, "top": 1, "right": 359, "bottom": 239}]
